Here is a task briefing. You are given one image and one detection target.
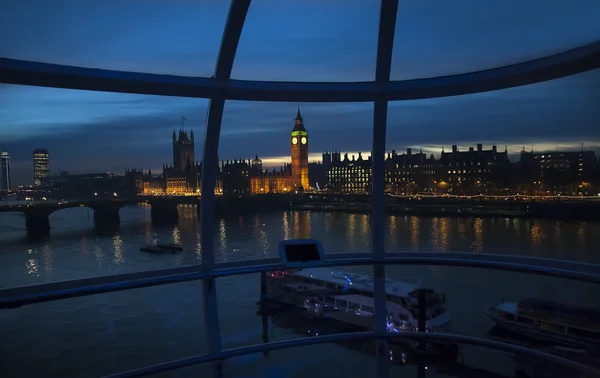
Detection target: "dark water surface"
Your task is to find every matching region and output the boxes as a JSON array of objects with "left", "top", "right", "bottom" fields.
[{"left": 0, "top": 205, "right": 598, "bottom": 377}]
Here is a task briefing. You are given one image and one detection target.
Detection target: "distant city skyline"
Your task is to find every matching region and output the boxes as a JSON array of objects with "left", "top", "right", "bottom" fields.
[{"left": 1, "top": 1, "right": 599, "bottom": 185}]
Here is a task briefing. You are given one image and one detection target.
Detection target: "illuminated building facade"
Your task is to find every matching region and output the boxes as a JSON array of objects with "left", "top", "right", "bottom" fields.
[
  {"left": 1, "top": 150, "right": 11, "bottom": 191},
  {"left": 290, "top": 107, "right": 309, "bottom": 190},
  {"left": 439, "top": 144, "right": 511, "bottom": 194},
  {"left": 33, "top": 148, "right": 50, "bottom": 186},
  {"left": 385, "top": 148, "right": 437, "bottom": 194},
  {"left": 327, "top": 153, "right": 373, "bottom": 194},
  {"left": 140, "top": 128, "right": 201, "bottom": 195},
  {"left": 520, "top": 149, "right": 598, "bottom": 194}
]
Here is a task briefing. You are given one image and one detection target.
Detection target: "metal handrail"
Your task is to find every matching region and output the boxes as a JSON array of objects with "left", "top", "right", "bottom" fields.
[
  {"left": 2, "top": 252, "right": 599, "bottom": 309},
  {"left": 102, "top": 331, "right": 600, "bottom": 378}
]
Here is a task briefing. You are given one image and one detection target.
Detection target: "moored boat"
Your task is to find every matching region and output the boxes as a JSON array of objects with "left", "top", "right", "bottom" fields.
[
  {"left": 485, "top": 298, "right": 600, "bottom": 347},
  {"left": 139, "top": 245, "right": 168, "bottom": 253},
  {"left": 264, "top": 267, "right": 451, "bottom": 333},
  {"left": 155, "top": 243, "right": 183, "bottom": 251}
]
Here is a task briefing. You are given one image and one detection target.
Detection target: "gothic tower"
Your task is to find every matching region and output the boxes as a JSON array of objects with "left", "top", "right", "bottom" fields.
[
  {"left": 290, "top": 106, "right": 309, "bottom": 190},
  {"left": 173, "top": 128, "right": 195, "bottom": 173}
]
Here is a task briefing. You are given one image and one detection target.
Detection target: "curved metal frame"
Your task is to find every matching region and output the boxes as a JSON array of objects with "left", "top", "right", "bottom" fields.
[
  {"left": 1, "top": 41, "right": 599, "bottom": 102},
  {"left": 2, "top": 252, "right": 600, "bottom": 308},
  {"left": 103, "top": 332, "right": 600, "bottom": 378},
  {"left": 2, "top": 1, "right": 600, "bottom": 377}
]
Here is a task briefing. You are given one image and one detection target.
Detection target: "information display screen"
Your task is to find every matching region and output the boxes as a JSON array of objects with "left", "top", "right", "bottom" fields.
[
  {"left": 284, "top": 243, "right": 320, "bottom": 262},
  {"left": 278, "top": 239, "right": 325, "bottom": 267}
]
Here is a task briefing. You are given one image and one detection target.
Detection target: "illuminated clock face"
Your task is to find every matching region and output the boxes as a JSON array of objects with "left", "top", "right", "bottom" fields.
[
  {"left": 301, "top": 137, "right": 307, "bottom": 145},
  {"left": 292, "top": 137, "right": 298, "bottom": 145}
]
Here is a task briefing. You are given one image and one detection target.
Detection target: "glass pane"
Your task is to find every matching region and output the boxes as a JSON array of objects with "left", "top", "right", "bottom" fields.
[
  {"left": 217, "top": 101, "right": 374, "bottom": 261},
  {"left": 391, "top": 0, "right": 600, "bottom": 80},
  {"left": 0, "top": 0, "right": 231, "bottom": 76},
  {"left": 384, "top": 69, "right": 600, "bottom": 253},
  {"left": 0, "top": 282, "right": 206, "bottom": 377},
  {"left": 0, "top": 84, "right": 208, "bottom": 270},
  {"left": 231, "top": 0, "right": 378, "bottom": 82}
]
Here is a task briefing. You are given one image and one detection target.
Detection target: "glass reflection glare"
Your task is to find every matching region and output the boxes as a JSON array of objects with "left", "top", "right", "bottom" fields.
[{"left": 112, "top": 234, "right": 124, "bottom": 265}]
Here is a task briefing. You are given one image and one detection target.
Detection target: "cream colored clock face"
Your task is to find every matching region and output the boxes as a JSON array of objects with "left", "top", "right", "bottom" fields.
[
  {"left": 292, "top": 137, "right": 298, "bottom": 145},
  {"left": 301, "top": 137, "right": 307, "bottom": 145}
]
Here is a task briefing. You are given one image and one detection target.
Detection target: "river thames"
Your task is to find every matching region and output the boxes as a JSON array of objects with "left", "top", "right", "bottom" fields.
[{"left": 0, "top": 205, "right": 598, "bottom": 377}]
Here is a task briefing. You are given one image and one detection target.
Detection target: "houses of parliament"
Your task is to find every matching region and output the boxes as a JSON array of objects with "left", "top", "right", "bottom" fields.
[
  {"left": 129, "top": 108, "right": 599, "bottom": 197},
  {"left": 135, "top": 109, "right": 312, "bottom": 196}
]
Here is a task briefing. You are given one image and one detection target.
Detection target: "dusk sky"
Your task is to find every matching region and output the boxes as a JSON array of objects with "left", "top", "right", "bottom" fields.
[{"left": 1, "top": 0, "right": 600, "bottom": 185}]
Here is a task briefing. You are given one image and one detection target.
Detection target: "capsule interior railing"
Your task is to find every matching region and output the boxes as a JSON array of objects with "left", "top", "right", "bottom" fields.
[{"left": 1, "top": 252, "right": 600, "bottom": 378}]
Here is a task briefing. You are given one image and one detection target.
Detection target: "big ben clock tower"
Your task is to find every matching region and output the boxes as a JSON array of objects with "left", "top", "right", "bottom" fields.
[{"left": 290, "top": 106, "right": 309, "bottom": 190}]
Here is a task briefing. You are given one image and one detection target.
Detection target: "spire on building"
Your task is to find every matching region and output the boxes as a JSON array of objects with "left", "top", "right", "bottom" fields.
[{"left": 296, "top": 104, "right": 302, "bottom": 122}]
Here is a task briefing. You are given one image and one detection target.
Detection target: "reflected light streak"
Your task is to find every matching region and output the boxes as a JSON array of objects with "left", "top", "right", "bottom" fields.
[
  {"left": 513, "top": 218, "right": 521, "bottom": 237},
  {"left": 293, "top": 211, "right": 311, "bottom": 239},
  {"left": 347, "top": 213, "right": 357, "bottom": 250},
  {"left": 195, "top": 230, "right": 202, "bottom": 262},
  {"left": 42, "top": 245, "right": 53, "bottom": 274},
  {"left": 409, "top": 216, "right": 420, "bottom": 251},
  {"left": 172, "top": 226, "right": 181, "bottom": 245},
  {"left": 439, "top": 217, "right": 450, "bottom": 251},
  {"left": 472, "top": 218, "right": 484, "bottom": 252},
  {"left": 388, "top": 215, "right": 397, "bottom": 247},
  {"left": 112, "top": 234, "right": 124, "bottom": 265},
  {"left": 26, "top": 258, "right": 39, "bottom": 276},
  {"left": 360, "top": 214, "right": 369, "bottom": 237},
  {"left": 457, "top": 220, "right": 466, "bottom": 240},
  {"left": 219, "top": 218, "right": 227, "bottom": 253},
  {"left": 530, "top": 222, "right": 545, "bottom": 248},
  {"left": 282, "top": 211, "right": 290, "bottom": 240},
  {"left": 554, "top": 221, "right": 562, "bottom": 242}
]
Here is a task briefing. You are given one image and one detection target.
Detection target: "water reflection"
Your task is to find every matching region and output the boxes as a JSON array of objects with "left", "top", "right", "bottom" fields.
[
  {"left": 172, "top": 226, "right": 181, "bottom": 245},
  {"left": 472, "top": 218, "right": 483, "bottom": 252},
  {"left": 293, "top": 211, "right": 311, "bottom": 239},
  {"left": 112, "top": 234, "right": 124, "bottom": 265},
  {"left": 282, "top": 211, "right": 290, "bottom": 240},
  {"left": 256, "top": 215, "right": 269, "bottom": 257},
  {"left": 530, "top": 222, "right": 544, "bottom": 247},
  {"left": 409, "top": 216, "right": 419, "bottom": 250},
  {"left": 42, "top": 245, "right": 53, "bottom": 274},
  {"left": 218, "top": 218, "right": 227, "bottom": 253},
  {"left": 347, "top": 214, "right": 357, "bottom": 249},
  {"left": 388, "top": 216, "right": 397, "bottom": 246},
  {"left": 513, "top": 218, "right": 520, "bottom": 237},
  {"left": 432, "top": 217, "right": 450, "bottom": 251},
  {"left": 457, "top": 220, "right": 466, "bottom": 240},
  {"left": 359, "top": 214, "right": 369, "bottom": 236},
  {"left": 177, "top": 204, "right": 197, "bottom": 234},
  {"left": 26, "top": 248, "right": 39, "bottom": 276}
]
